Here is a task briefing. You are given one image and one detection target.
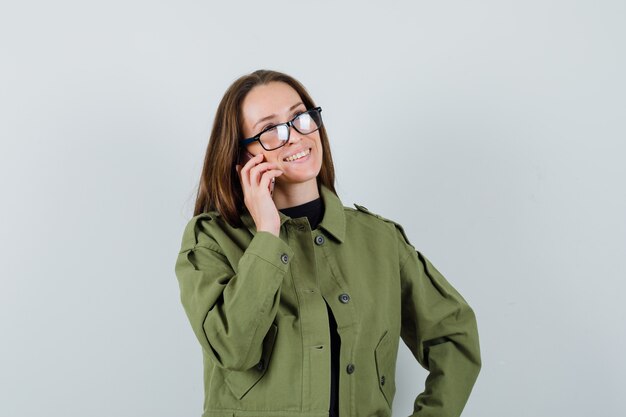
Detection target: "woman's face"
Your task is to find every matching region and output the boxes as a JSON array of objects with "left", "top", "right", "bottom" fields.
[{"left": 240, "top": 81, "right": 323, "bottom": 187}]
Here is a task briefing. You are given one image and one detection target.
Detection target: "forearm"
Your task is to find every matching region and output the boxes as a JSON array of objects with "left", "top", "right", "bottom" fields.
[{"left": 410, "top": 307, "right": 481, "bottom": 417}]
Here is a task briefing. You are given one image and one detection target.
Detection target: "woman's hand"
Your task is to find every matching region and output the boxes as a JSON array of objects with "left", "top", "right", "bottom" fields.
[{"left": 236, "top": 153, "right": 283, "bottom": 237}]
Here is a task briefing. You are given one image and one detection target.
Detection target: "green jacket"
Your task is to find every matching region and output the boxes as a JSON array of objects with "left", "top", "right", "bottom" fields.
[{"left": 175, "top": 185, "right": 481, "bottom": 417}]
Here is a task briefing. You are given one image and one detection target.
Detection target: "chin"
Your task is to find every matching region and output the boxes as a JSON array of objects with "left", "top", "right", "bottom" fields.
[
  {"left": 280, "top": 164, "right": 322, "bottom": 185},
  {"left": 280, "top": 172, "right": 319, "bottom": 185}
]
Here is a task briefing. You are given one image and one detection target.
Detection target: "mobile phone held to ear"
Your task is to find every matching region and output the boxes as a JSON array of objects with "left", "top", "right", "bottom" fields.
[{"left": 240, "top": 150, "right": 254, "bottom": 165}]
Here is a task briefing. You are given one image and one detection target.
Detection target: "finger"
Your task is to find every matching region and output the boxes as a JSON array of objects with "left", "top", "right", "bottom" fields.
[
  {"left": 240, "top": 152, "right": 264, "bottom": 182},
  {"left": 249, "top": 161, "right": 277, "bottom": 177},
  {"left": 240, "top": 153, "right": 263, "bottom": 177},
  {"left": 249, "top": 162, "right": 279, "bottom": 186},
  {"left": 259, "top": 169, "right": 283, "bottom": 190},
  {"left": 235, "top": 165, "right": 246, "bottom": 190},
  {"left": 241, "top": 155, "right": 266, "bottom": 188},
  {"left": 237, "top": 163, "right": 253, "bottom": 191}
]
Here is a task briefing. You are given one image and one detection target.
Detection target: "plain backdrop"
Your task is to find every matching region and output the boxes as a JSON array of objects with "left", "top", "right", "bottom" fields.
[{"left": 1, "top": 1, "right": 625, "bottom": 416}]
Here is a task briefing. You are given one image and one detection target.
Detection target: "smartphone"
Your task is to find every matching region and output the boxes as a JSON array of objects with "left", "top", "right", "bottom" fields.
[
  {"left": 240, "top": 150, "right": 254, "bottom": 165},
  {"left": 239, "top": 151, "right": 275, "bottom": 196}
]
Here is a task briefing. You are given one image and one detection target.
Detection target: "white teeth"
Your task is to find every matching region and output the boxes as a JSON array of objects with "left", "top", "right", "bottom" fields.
[{"left": 284, "top": 148, "right": 311, "bottom": 162}]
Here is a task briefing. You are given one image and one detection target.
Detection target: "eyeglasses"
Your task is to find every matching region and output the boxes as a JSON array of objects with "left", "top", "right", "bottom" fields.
[{"left": 239, "top": 107, "right": 323, "bottom": 151}]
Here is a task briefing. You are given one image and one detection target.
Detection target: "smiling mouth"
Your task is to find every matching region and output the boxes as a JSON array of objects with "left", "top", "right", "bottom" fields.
[{"left": 283, "top": 148, "right": 311, "bottom": 162}]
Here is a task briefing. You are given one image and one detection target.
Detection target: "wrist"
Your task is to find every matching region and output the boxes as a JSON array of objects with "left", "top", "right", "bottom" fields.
[{"left": 257, "top": 224, "right": 280, "bottom": 237}]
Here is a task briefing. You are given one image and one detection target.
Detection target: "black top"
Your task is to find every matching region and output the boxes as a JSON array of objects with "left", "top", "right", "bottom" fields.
[
  {"left": 278, "top": 197, "right": 324, "bottom": 229},
  {"left": 279, "top": 197, "right": 340, "bottom": 417}
]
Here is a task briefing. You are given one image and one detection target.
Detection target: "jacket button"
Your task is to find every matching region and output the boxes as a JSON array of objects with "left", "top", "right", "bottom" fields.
[
  {"left": 380, "top": 375, "right": 385, "bottom": 385},
  {"left": 338, "top": 293, "right": 350, "bottom": 304},
  {"left": 256, "top": 359, "right": 265, "bottom": 371},
  {"left": 280, "top": 253, "right": 289, "bottom": 264},
  {"left": 314, "top": 235, "right": 325, "bottom": 245},
  {"left": 346, "top": 363, "right": 355, "bottom": 374}
]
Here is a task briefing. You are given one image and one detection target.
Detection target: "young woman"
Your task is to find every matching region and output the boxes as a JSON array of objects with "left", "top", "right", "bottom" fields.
[{"left": 175, "top": 69, "right": 481, "bottom": 417}]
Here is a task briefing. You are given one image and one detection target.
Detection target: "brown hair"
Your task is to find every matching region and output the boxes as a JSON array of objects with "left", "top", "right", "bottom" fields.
[{"left": 193, "top": 69, "right": 337, "bottom": 227}]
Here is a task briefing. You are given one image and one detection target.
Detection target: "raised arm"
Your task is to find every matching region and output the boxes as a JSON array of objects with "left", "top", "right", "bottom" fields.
[{"left": 175, "top": 227, "right": 293, "bottom": 371}]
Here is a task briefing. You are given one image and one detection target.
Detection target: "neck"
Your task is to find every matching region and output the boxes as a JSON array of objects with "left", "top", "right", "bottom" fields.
[{"left": 272, "top": 179, "right": 320, "bottom": 209}]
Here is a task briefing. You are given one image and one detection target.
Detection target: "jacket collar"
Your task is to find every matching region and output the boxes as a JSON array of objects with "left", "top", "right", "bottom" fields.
[
  {"left": 317, "top": 184, "right": 346, "bottom": 243},
  {"left": 240, "top": 184, "right": 346, "bottom": 243}
]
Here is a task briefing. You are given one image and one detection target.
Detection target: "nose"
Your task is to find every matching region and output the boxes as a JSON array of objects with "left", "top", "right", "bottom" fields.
[{"left": 287, "top": 123, "right": 303, "bottom": 144}]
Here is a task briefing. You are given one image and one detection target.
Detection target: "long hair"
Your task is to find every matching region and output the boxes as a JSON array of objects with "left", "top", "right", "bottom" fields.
[{"left": 193, "top": 69, "right": 337, "bottom": 227}]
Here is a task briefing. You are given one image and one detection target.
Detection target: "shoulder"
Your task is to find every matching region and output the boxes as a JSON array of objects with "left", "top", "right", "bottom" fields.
[
  {"left": 178, "top": 211, "right": 236, "bottom": 253},
  {"left": 344, "top": 203, "right": 414, "bottom": 247}
]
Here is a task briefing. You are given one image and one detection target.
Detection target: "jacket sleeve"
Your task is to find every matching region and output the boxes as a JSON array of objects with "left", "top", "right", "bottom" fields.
[
  {"left": 175, "top": 227, "right": 294, "bottom": 372},
  {"left": 397, "top": 230, "right": 481, "bottom": 417}
]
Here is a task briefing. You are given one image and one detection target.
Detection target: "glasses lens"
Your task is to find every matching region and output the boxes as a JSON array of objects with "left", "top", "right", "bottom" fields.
[
  {"left": 293, "top": 109, "right": 322, "bottom": 134},
  {"left": 259, "top": 124, "right": 289, "bottom": 150},
  {"left": 257, "top": 109, "right": 322, "bottom": 150}
]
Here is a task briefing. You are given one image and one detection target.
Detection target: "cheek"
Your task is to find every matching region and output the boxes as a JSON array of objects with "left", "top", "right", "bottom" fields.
[
  {"left": 315, "top": 137, "right": 324, "bottom": 160},
  {"left": 269, "top": 152, "right": 282, "bottom": 164},
  {"left": 249, "top": 146, "right": 280, "bottom": 164},
  {"left": 246, "top": 143, "right": 264, "bottom": 158},
  {"left": 246, "top": 142, "right": 260, "bottom": 152}
]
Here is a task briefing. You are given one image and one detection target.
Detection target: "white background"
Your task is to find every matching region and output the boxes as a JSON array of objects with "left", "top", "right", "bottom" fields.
[{"left": 1, "top": 1, "right": 625, "bottom": 416}]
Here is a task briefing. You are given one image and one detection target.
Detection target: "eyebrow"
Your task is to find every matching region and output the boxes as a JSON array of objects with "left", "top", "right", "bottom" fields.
[{"left": 253, "top": 102, "right": 304, "bottom": 129}]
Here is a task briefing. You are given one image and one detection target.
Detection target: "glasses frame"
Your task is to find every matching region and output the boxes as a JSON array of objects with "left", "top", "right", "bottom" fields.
[{"left": 239, "top": 106, "right": 323, "bottom": 151}]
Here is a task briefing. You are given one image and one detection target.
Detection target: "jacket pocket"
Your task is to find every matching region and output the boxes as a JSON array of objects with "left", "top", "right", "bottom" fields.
[
  {"left": 374, "top": 330, "right": 396, "bottom": 409},
  {"left": 224, "top": 322, "right": 278, "bottom": 400}
]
